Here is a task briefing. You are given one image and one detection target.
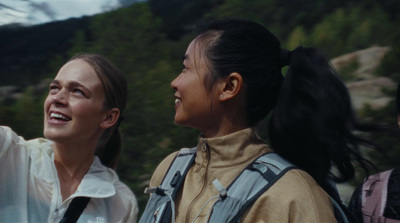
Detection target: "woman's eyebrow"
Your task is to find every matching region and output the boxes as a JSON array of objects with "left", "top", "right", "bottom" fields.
[
  {"left": 52, "top": 80, "right": 92, "bottom": 95},
  {"left": 50, "top": 80, "right": 59, "bottom": 85},
  {"left": 69, "top": 81, "right": 91, "bottom": 92}
]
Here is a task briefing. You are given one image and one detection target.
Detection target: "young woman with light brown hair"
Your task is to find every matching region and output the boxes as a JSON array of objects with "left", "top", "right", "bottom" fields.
[{"left": 0, "top": 54, "right": 138, "bottom": 222}]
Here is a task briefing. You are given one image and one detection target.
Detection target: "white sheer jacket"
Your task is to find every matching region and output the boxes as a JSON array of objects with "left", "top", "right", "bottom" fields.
[{"left": 0, "top": 126, "right": 138, "bottom": 223}]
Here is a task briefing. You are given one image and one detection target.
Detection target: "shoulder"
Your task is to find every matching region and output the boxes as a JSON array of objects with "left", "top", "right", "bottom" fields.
[
  {"left": 103, "top": 169, "right": 139, "bottom": 222},
  {"left": 114, "top": 180, "right": 137, "bottom": 199},
  {"left": 267, "top": 169, "right": 331, "bottom": 203},
  {"left": 149, "top": 151, "right": 180, "bottom": 187},
  {"left": 243, "top": 168, "right": 336, "bottom": 222},
  {"left": 89, "top": 158, "right": 137, "bottom": 203},
  {"left": 111, "top": 181, "right": 139, "bottom": 223},
  {"left": 114, "top": 180, "right": 138, "bottom": 208}
]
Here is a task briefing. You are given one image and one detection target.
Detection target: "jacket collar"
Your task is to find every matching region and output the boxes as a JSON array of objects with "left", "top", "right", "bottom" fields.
[
  {"left": 196, "top": 128, "right": 271, "bottom": 168},
  {"left": 73, "top": 157, "right": 117, "bottom": 198}
]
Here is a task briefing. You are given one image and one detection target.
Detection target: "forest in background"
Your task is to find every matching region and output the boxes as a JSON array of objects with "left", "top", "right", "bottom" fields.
[{"left": 0, "top": 0, "right": 400, "bottom": 213}]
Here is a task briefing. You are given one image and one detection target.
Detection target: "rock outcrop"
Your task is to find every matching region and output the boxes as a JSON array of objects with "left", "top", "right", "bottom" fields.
[{"left": 331, "top": 46, "right": 395, "bottom": 111}]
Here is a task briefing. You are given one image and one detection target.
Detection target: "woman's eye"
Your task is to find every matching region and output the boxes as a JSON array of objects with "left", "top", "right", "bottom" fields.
[
  {"left": 49, "top": 85, "right": 59, "bottom": 93},
  {"left": 72, "top": 88, "right": 85, "bottom": 95}
]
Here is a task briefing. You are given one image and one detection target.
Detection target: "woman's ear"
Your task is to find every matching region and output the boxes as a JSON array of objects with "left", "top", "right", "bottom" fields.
[
  {"left": 219, "top": 72, "right": 243, "bottom": 101},
  {"left": 100, "top": 108, "right": 120, "bottom": 129}
]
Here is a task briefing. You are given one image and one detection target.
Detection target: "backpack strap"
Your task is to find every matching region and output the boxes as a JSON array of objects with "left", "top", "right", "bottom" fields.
[
  {"left": 330, "top": 196, "right": 349, "bottom": 223},
  {"left": 325, "top": 179, "right": 354, "bottom": 223},
  {"left": 362, "top": 169, "right": 394, "bottom": 223},
  {"left": 140, "top": 149, "right": 350, "bottom": 223},
  {"left": 207, "top": 152, "right": 296, "bottom": 223},
  {"left": 59, "top": 197, "right": 90, "bottom": 223},
  {"left": 139, "top": 147, "right": 197, "bottom": 223}
]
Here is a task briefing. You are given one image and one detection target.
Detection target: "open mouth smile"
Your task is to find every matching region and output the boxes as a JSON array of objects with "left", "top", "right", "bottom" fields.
[
  {"left": 175, "top": 98, "right": 182, "bottom": 105},
  {"left": 49, "top": 112, "right": 71, "bottom": 121}
]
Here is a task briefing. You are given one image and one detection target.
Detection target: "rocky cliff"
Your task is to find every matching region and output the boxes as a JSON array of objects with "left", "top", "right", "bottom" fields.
[{"left": 332, "top": 46, "right": 395, "bottom": 111}]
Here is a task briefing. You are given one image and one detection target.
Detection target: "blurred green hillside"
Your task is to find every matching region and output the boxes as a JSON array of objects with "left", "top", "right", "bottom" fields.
[{"left": 1, "top": 0, "right": 400, "bottom": 214}]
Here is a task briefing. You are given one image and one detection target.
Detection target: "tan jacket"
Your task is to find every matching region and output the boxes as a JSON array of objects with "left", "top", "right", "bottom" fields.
[{"left": 150, "top": 128, "right": 336, "bottom": 223}]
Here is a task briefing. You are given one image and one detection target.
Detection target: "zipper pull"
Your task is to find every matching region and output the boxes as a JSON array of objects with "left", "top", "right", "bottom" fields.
[
  {"left": 153, "top": 210, "right": 159, "bottom": 223},
  {"left": 202, "top": 138, "right": 208, "bottom": 152}
]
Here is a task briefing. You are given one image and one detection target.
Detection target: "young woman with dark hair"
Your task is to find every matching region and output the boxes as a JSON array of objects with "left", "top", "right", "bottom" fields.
[
  {"left": 139, "top": 19, "right": 373, "bottom": 222},
  {"left": 0, "top": 54, "right": 138, "bottom": 222}
]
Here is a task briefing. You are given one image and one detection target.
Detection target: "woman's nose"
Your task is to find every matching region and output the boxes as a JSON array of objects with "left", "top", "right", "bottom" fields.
[
  {"left": 51, "top": 89, "right": 68, "bottom": 105},
  {"left": 171, "top": 75, "right": 180, "bottom": 89}
]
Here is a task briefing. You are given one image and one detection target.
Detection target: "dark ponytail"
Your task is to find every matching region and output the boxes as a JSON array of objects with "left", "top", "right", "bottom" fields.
[
  {"left": 193, "top": 18, "right": 376, "bottom": 188},
  {"left": 269, "top": 47, "right": 375, "bottom": 188}
]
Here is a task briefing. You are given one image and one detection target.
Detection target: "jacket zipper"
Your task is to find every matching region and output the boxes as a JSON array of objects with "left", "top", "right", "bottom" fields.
[
  {"left": 50, "top": 157, "right": 62, "bottom": 222},
  {"left": 185, "top": 139, "right": 210, "bottom": 223}
]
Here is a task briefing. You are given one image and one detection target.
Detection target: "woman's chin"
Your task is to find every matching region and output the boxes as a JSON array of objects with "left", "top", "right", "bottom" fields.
[{"left": 43, "top": 129, "right": 66, "bottom": 142}]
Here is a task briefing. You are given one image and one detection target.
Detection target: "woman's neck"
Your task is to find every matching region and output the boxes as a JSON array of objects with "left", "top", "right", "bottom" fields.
[
  {"left": 202, "top": 125, "right": 248, "bottom": 138},
  {"left": 52, "top": 142, "right": 95, "bottom": 200},
  {"left": 202, "top": 114, "right": 250, "bottom": 138},
  {"left": 202, "top": 100, "right": 250, "bottom": 138}
]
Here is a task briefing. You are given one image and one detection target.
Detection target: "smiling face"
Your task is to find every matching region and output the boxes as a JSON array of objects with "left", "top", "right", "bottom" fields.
[
  {"left": 171, "top": 39, "right": 222, "bottom": 133},
  {"left": 43, "top": 59, "right": 108, "bottom": 145}
]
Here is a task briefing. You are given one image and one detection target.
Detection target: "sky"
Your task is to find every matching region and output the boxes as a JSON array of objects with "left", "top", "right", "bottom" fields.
[{"left": 0, "top": 0, "right": 136, "bottom": 26}]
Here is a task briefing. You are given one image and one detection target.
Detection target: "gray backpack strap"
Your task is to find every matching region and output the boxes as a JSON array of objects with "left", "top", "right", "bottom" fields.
[
  {"left": 330, "top": 196, "right": 349, "bottom": 223},
  {"left": 139, "top": 147, "right": 197, "bottom": 223},
  {"left": 208, "top": 152, "right": 296, "bottom": 223}
]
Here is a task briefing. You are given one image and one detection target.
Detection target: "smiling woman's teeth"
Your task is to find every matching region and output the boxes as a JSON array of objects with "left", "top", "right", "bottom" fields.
[
  {"left": 50, "top": 113, "right": 69, "bottom": 120},
  {"left": 175, "top": 98, "right": 181, "bottom": 104}
]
